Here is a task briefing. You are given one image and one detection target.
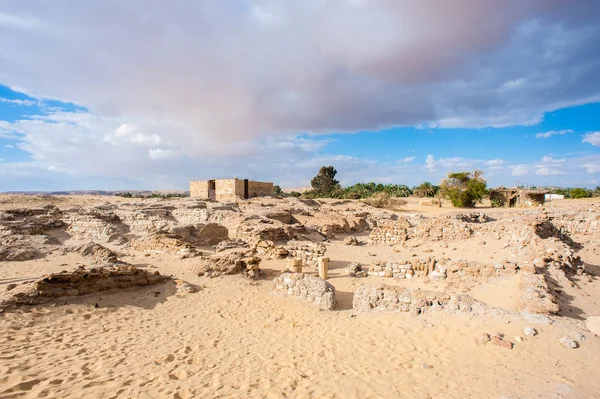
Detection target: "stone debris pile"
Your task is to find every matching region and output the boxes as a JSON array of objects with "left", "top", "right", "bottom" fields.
[
  {"left": 346, "top": 262, "right": 367, "bottom": 277},
  {"left": 73, "top": 242, "right": 118, "bottom": 265},
  {"left": 344, "top": 235, "right": 360, "bottom": 246},
  {"left": 194, "top": 249, "right": 263, "bottom": 279},
  {"left": 129, "top": 233, "right": 200, "bottom": 258}
]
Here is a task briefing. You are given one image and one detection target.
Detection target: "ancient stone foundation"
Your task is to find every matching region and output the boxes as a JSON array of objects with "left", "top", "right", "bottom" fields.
[
  {"left": 517, "top": 273, "right": 559, "bottom": 314},
  {"left": 352, "top": 284, "right": 489, "bottom": 316},
  {"left": 1, "top": 265, "right": 170, "bottom": 309},
  {"left": 273, "top": 273, "right": 337, "bottom": 310},
  {"left": 284, "top": 241, "right": 326, "bottom": 268}
]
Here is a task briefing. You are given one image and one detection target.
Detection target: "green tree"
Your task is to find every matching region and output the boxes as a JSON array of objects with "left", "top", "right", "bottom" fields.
[
  {"left": 273, "top": 185, "right": 283, "bottom": 195},
  {"left": 570, "top": 188, "right": 591, "bottom": 199},
  {"left": 310, "top": 166, "right": 341, "bottom": 196},
  {"left": 439, "top": 170, "right": 488, "bottom": 207}
]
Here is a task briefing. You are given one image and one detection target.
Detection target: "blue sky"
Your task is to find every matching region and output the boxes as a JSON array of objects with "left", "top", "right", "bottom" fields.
[{"left": 1, "top": 1, "right": 600, "bottom": 191}]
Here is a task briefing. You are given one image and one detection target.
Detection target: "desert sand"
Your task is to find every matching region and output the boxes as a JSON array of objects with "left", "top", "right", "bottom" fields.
[{"left": 1, "top": 194, "right": 600, "bottom": 398}]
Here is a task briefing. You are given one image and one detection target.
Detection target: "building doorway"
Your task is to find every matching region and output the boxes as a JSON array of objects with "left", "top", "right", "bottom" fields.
[
  {"left": 243, "top": 179, "right": 249, "bottom": 199},
  {"left": 209, "top": 180, "right": 216, "bottom": 201}
]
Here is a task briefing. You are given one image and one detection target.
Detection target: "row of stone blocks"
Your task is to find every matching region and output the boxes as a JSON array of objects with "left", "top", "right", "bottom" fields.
[{"left": 273, "top": 275, "right": 559, "bottom": 320}]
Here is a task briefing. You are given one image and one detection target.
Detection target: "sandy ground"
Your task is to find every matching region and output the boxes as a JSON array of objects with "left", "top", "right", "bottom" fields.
[{"left": 1, "top": 195, "right": 600, "bottom": 398}]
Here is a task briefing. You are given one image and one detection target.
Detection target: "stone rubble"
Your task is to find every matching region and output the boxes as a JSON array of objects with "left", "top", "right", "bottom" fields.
[
  {"left": 129, "top": 233, "right": 201, "bottom": 258},
  {"left": 194, "top": 249, "right": 263, "bottom": 279},
  {"left": 559, "top": 336, "right": 578, "bottom": 349}
]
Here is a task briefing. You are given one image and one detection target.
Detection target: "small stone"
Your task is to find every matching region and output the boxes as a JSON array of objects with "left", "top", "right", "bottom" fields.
[
  {"left": 491, "top": 336, "right": 513, "bottom": 349},
  {"left": 559, "top": 336, "right": 578, "bottom": 349},
  {"left": 514, "top": 336, "right": 523, "bottom": 343},
  {"left": 476, "top": 332, "right": 491, "bottom": 345},
  {"left": 574, "top": 332, "right": 586, "bottom": 341},
  {"left": 524, "top": 327, "right": 537, "bottom": 336},
  {"left": 422, "top": 363, "right": 433, "bottom": 370}
]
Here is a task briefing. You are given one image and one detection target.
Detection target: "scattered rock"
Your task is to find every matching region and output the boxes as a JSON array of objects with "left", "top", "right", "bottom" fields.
[
  {"left": 491, "top": 336, "right": 513, "bottom": 349},
  {"left": 344, "top": 235, "right": 360, "bottom": 246},
  {"left": 476, "top": 332, "right": 491, "bottom": 345},
  {"left": 523, "top": 327, "right": 538, "bottom": 336},
  {"left": 346, "top": 262, "right": 367, "bottom": 277},
  {"left": 559, "top": 336, "right": 578, "bottom": 349}
]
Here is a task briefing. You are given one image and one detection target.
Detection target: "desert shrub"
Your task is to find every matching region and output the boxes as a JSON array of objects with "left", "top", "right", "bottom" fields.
[
  {"left": 362, "top": 192, "right": 407, "bottom": 210},
  {"left": 553, "top": 188, "right": 571, "bottom": 198},
  {"left": 439, "top": 170, "right": 488, "bottom": 208}
]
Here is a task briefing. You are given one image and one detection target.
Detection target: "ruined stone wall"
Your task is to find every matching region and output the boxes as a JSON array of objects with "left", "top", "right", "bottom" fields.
[
  {"left": 364, "top": 258, "right": 517, "bottom": 280},
  {"left": 35, "top": 266, "right": 169, "bottom": 297},
  {"left": 368, "top": 220, "right": 410, "bottom": 245},
  {"left": 247, "top": 181, "right": 273, "bottom": 197},
  {"left": 273, "top": 273, "right": 336, "bottom": 310},
  {"left": 285, "top": 240, "right": 326, "bottom": 268},
  {"left": 352, "top": 285, "right": 489, "bottom": 316},
  {"left": 368, "top": 217, "right": 473, "bottom": 244},
  {"left": 190, "top": 181, "right": 210, "bottom": 199}
]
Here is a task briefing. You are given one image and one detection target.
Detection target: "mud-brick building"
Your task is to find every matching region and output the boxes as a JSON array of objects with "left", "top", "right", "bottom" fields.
[
  {"left": 489, "top": 188, "right": 550, "bottom": 208},
  {"left": 189, "top": 178, "right": 274, "bottom": 202}
]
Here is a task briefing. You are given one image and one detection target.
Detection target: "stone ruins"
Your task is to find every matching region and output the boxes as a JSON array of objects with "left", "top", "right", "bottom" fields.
[
  {"left": 1, "top": 194, "right": 598, "bottom": 326},
  {"left": 189, "top": 178, "right": 273, "bottom": 201}
]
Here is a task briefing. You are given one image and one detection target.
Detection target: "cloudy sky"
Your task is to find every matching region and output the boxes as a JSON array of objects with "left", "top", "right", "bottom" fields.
[{"left": 1, "top": 0, "right": 600, "bottom": 191}]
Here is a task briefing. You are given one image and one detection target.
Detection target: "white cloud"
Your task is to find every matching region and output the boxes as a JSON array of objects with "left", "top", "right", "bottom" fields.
[
  {"left": 0, "top": 97, "right": 38, "bottom": 106},
  {"left": 397, "top": 156, "right": 416, "bottom": 164},
  {"left": 4, "top": 144, "right": 14, "bottom": 148},
  {"left": 582, "top": 132, "right": 600, "bottom": 147},
  {"left": 0, "top": 12, "right": 40, "bottom": 29},
  {"left": 148, "top": 148, "right": 178, "bottom": 161},
  {"left": 108, "top": 123, "right": 162, "bottom": 146},
  {"left": 1, "top": 2, "right": 600, "bottom": 190},
  {"left": 511, "top": 164, "right": 529, "bottom": 176},
  {"left": 0, "top": 1, "right": 598, "bottom": 140},
  {"left": 425, "top": 154, "right": 495, "bottom": 172},
  {"left": 541, "top": 155, "right": 566, "bottom": 163},
  {"left": 535, "top": 166, "right": 566, "bottom": 176},
  {"left": 536, "top": 129, "right": 572, "bottom": 139}
]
